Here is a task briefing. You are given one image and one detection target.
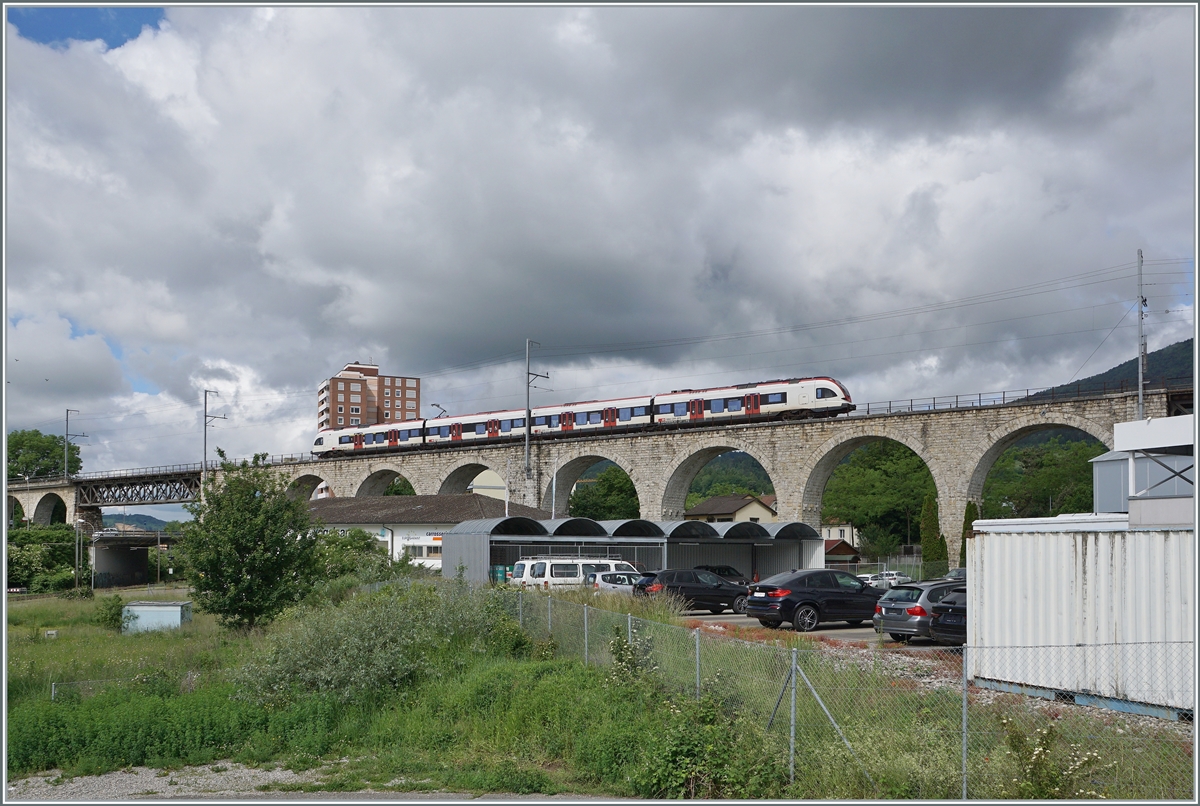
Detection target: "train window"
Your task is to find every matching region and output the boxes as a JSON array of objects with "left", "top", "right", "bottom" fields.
[
  {"left": 410, "top": 429, "right": 422, "bottom": 438},
  {"left": 574, "top": 412, "right": 586, "bottom": 425},
  {"left": 673, "top": 402, "right": 687, "bottom": 417},
  {"left": 314, "top": 437, "right": 324, "bottom": 446},
  {"left": 618, "top": 408, "right": 631, "bottom": 421},
  {"left": 633, "top": 406, "right": 647, "bottom": 417},
  {"left": 711, "top": 399, "right": 725, "bottom": 413},
  {"left": 512, "top": 418, "right": 524, "bottom": 428},
  {"left": 339, "top": 435, "right": 353, "bottom": 444},
  {"left": 474, "top": 423, "right": 486, "bottom": 434},
  {"left": 589, "top": 412, "right": 602, "bottom": 424},
  {"left": 534, "top": 416, "right": 547, "bottom": 426},
  {"left": 766, "top": 393, "right": 785, "bottom": 404},
  {"left": 656, "top": 404, "right": 671, "bottom": 415},
  {"left": 550, "top": 415, "right": 560, "bottom": 428},
  {"left": 727, "top": 398, "right": 742, "bottom": 412},
  {"left": 437, "top": 426, "right": 450, "bottom": 437},
  {"left": 500, "top": 420, "right": 511, "bottom": 432},
  {"left": 816, "top": 387, "right": 836, "bottom": 399}
]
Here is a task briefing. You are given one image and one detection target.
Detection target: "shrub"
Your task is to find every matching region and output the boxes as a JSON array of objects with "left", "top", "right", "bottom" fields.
[{"left": 93, "top": 595, "right": 133, "bottom": 632}]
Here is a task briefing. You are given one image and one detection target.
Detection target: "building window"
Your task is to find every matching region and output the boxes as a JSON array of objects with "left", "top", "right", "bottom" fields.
[
  {"left": 337, "top": 382, "right": 344, "bottom": 390},
  {"left": 427, "top": 545, "right": 441, "bottom": 557},
  {"left": 839, "top": 528, "right": 845, "bottom": 539},
  {"left": 350, "top": 418, "right": 360, "bottom": 425},
  {"left": 384, "top": 400, "right": 390, "bottom": 408},
  {"left": 406, "top": 401, "right": 416, "bottom": 409},
  {"left": 384, "top": 389, "right": 390, "bottom": 396},
  {"left": 338, "top": 417, "right": 344, "bottom": 425},
  {"left": 405, "top": 390, "right": 416, "bottom": 398},
  {"left": 351, "top": 383, "right": 361, "bottom": 391},
  {"left": 384, "top": 411, "right": 390, "bottom": 419},
  {"left": 350, "top": 407, "right": 360, "bottom": 414},
  {"left": 350, "top": 394, "right": 361, "bottom": 403},
  {"left": 406, "top": 379, "right": 415, "bottom": 387},
  {"left": 337, "top": 406, "right": 344, "bottom": 413},
  {"left": 384, "top": 377, "right": 391, "bottom": 386},
  {"left": 750, "top": 517, "right": 759, "bottom": 523},
  {"left": 336, "top": 394, "right": 343, "bottom": 402}
]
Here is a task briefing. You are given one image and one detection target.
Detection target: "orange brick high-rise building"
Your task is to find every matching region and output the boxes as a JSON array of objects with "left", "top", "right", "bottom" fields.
[{"left": 318, "top": 362, "right": 420, "bottom": 431}]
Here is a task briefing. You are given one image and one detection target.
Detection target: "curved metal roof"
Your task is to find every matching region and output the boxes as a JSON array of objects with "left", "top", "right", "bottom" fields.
[
  {"left": 763, "top": 522, "right": 822, "bottom": 540},
  {"left": 596, "top": 519, "right": 667, "bottom": 537},
  {"left": 710, "top": 521, "right": 771, "bottom": 539},
  {"left": 541, "top": 517, "right": 608, "bottom": 536},
  {"left": 656, "top": 520, "right": 720, "bottom": 538},
  {"left": 446, "top": 517, "right": 549, "bottom": 536}
]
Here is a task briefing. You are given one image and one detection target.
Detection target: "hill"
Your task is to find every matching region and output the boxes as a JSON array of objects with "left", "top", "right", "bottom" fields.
[
  {"left": 101, "top": 513, "right": 171, "bottom": 531},
  {"left": 1035, "top": 338, "right": 1192, "bottom": 398}
]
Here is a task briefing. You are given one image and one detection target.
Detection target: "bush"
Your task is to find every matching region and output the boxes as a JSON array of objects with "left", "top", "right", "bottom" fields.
[{"left": 94, "top": 595, "right": 133, "bottom": 632}]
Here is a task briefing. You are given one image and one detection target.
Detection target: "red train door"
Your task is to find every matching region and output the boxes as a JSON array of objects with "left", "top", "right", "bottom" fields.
[
  {"left": 387, "top": 429, "right": 399, "bottom": 447},
  {"left": 560, "top": 411, "right": 574, "bottom": 431},
  {"left": 602, "top": 407, "right": 617, "bottom": 427},
  {"left": 688, "top": 399, "right": 705, "bottom": 421},
  {"left": 450, "top": 423, "right": 463, "bottom": 441},
  {"left": 487, "top": 419, "right": 500, "bottom": 438},
  {"left": 352, "top": 433, "right": 365, "bottom": 450},
  {"left": 745, "top": 393, "right": 761, "bottom": 415}
]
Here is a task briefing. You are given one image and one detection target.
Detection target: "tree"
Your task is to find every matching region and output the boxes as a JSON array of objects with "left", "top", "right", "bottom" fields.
[
  {"left": 960, "top": 500, "right": 979, "bottom": 568},
  {"left": 569, "top": 465, "right": 640, "bottom": 520},
  {"left": 919, "top": 493, "right": 948, "bottom": 578},
  {"left": 982, "top": 436, "right": 1105, "bottom": 519},
  {"left": 857, "top": 523, "right": 901, "bottom": 561},
  {"left": 7, "top": 429, "right": 82, "bottom": 480},
  {"left": 384, "top": 476, "right": 416, "bottom": 495},
  {"left": 180, "top": 450, "right": 319, "bottom": 630},
  {"left": 315, "top": 527, "right": 394, "bottom": 581},
  {"left": 822, "top": 441, "right": 935, "bottom": 544}
]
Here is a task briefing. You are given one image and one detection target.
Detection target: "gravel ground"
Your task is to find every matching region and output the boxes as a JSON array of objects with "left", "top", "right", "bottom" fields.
[{"left": 6, "top": 762, "right": 628, "bottom": 801}]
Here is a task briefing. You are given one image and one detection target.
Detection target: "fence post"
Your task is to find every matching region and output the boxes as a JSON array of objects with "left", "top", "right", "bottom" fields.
[
  {"left": 627, "top": 612, "right": 633, "bottom": 644},
  {"left": 548, "top": 592, "right": 552, "bottom": 634},
  {"left": 961, "top": 644, "right": 969, "bottom": 799},
  {"left": 790, "top": 647, "right": 797, "bottom": 785},
  {"left": 583, "top": 604, "right": 589, "bottom": 665},
  {"left": 695, "top": 628, "right": 701, "bottom": 700},
  {"left": 518, "top": 589, "right": 523, "bottom": 628}
]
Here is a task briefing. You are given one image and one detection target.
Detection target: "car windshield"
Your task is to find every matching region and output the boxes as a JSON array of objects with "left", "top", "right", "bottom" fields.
[
  {"left": 760, "top": 571, "right": 799, "bottom": 586},
  {"left": 880, "top": 586, "right": 923, "bottom": 602}
]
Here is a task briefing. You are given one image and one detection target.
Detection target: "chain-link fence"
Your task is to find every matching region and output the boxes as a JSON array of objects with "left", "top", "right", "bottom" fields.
[{"left": 506, "top": 589, "right": 1194, "bottom": 800}]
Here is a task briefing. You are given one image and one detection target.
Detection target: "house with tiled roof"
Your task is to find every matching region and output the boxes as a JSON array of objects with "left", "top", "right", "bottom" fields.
[
  {"left": 683, "top": 494, "right": 777, "bottom": 524},
  {"left": 309, "top": 495, "right": 550, "bottom": 571}
]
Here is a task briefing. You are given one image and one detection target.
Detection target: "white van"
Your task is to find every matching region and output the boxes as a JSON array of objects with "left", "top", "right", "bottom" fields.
[{"left": 509, "top": 557, "right": 639, "bottom": 589}]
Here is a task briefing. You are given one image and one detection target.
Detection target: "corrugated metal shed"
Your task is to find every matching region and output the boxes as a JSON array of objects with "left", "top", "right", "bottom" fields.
[
  {"left": 967, "top": 523, "right": 1194, "bottom": 710},
  {"left": 596, "top": 519, "right": 667, "bottom": 537},
  {"left": 122, "top": 601, "right": 193, "bottom": 634},
  {"left": 541, "top": 518, "right": 608, "bottom": 536}
]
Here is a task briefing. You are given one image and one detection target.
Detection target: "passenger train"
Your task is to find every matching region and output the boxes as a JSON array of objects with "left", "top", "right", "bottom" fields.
[{"left": 311, "top": 376, "right": 854, "bottom": 457}]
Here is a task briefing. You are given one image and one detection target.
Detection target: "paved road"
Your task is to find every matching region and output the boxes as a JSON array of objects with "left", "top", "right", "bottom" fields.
[{"left": 687, "top": 610, "right": 947, "bottom": 648}]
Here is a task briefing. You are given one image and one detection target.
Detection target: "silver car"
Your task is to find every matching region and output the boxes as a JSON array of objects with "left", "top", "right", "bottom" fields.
[{"left": 872, "top": 580, "right": 962, "bottom": 641}]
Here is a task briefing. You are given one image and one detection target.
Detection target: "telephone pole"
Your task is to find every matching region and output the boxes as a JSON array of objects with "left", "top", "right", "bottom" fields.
[
  {"left": 1136, "top": 249, "right": 1146, "bottom": 420},
  {"left": 64, "top": 409, "right": 86, "bottom": 480},
  {"left": 525, "top": 339, "right": 548, "bottom": 479},
  {"left": 203, "top": 390, "right": 227, "bottom": 493}
]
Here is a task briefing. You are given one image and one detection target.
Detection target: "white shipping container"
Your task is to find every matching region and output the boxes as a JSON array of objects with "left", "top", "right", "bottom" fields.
[{"left": 967, "top": 520, "right": 1194, "bottom": 710}]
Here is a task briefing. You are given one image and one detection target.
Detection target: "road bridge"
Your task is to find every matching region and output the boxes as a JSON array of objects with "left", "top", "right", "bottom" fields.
[{"left": 10, "top": 387, "right": 1184, "bottom": 561}]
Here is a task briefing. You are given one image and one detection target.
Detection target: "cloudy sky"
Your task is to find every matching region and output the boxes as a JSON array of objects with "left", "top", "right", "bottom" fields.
[{"left": 5, "top": 6, "right": 1196, "bottom": 518}]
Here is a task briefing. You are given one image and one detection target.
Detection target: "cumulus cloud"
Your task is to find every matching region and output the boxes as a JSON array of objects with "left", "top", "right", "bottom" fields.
[{"left": 4, "top": 6, "right": 1193, "bottom": 477}]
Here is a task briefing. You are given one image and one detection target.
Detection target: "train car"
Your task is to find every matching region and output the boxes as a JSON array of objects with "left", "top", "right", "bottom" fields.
[
  {"left": 652, "top": 377, "right": 853, "bottom": 425},
  {"left": 313, "top": 421, "right": 426, "bottom": 456},
  {"left": 424, "top": 408, "right": 528, "bottom": 446},
  {"left": 529, "top": 395, "right": 655, "bottom": 436}
]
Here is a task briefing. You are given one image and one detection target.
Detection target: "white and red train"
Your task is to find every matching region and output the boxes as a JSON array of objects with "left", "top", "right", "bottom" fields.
[{"left": 311, "top": 376, "right": 854, "bottom": 457}]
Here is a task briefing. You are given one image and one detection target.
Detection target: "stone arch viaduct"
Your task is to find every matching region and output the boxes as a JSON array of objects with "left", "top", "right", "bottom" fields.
[{"left": 7, "top": 390, "right": 1169, "bottom": 562}]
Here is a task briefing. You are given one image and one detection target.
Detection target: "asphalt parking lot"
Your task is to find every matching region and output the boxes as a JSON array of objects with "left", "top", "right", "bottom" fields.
[{"left": 688, "top": 610, "right": 947, "bottom": 648}]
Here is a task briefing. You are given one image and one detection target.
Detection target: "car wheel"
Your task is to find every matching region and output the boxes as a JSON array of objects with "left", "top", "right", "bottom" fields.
[
  {"left": 888, "top": 633, "right": 910, "bottom": 642},
  {"left": 793, "top": 605, "right": 819, "bottom": 632},
  {"left": 845, "top": 619, "right": 863, "bottom": 627},
  {"left": 709, "top": 607, "right": 725, "bottom": 615},
  {"left": 733, "top": 595, "right": 748, "bottom": 615},
  {"left": 759, "top": 619, "right": 782, "bottom": 629}
]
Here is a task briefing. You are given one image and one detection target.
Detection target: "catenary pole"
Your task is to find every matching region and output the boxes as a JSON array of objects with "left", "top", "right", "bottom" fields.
[
  {"left": 525, "top": 339, "right": 547, "bottom": 479},
  {"left": 1137, "top": 249, "right": 1145, "bottom": 420},
  {"left": 203, "top": 390, "right": 226, "bottom": 499}
]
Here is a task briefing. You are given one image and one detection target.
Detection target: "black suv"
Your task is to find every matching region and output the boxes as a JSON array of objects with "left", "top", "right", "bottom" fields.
[
  {"left": 694, "top": 564, "right": 752, "bottom": 587},
  {"left": 745, "top": 569, "right": 883, "bottom": 631},
  {"left": 635, "top": 569, "right": 749, "bottom": 614}
]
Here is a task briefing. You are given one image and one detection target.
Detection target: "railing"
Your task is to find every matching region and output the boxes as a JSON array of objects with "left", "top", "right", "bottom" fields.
[{"left": 9, "top": 378, "right": 1190, "bottom": 487}]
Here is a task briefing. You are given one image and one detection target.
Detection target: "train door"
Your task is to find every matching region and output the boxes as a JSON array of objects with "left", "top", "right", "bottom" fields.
[
  {"left": 745, "top": 393, "right": 761, "bottom": 415},
  {"left": 487, "top": 419, "right": 500, "bottom": 438},
  {"left": 387, "top": 429, "right": 399, "bottom": 448},
  {"left": 450, "top": 423, "right": 463, "bottom": 442},
  {"left": 602, "top": 407, "right": 618, "bottom": 428},
  {"left": 688, "top": 399, "right": 705, "bottom": 421},
  {"left": 352, "top": 433, "right": 365, "bottom": 450},
  {"left": 560, "top": 411, "right": 574, "bottom": 432}
]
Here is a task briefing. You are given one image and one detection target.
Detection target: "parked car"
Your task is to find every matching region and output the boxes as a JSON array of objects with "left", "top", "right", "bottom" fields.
[
  {"left": 864, "top": 571, "right": 913, "bottom": 589},
  {"left": 633, "top": 569, "right": 749, "bottom": 614},
  {"left": 941, "top": 567, "right": 966, "bottom": 582},
  {"left": 929, "top": 587, "right": 967, "bottom": 645},
  {"left": 694, "top": 564, "right": 752, "bottom": 587},
  {"left": 745, "top": 569, "right": 884, "bottom": 632},
  {"left": 585, "top": 571, "right": 641, "bottom": 593},
  {"left": 509, "top": 557, "right": 639, "bottom": 589},
  {"left": 872, "top": 580, "right": 963, "bottom": 641}
]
